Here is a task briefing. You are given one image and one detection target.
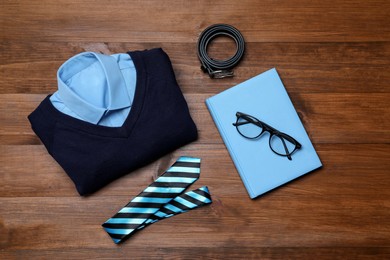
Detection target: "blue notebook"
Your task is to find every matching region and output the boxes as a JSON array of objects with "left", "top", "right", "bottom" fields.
[{"left": 206, "top": 68, "right": 322, "bottom": 199}]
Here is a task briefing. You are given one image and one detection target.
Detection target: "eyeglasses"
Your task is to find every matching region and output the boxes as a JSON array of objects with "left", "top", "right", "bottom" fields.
[{"left": 233, "top": 112, "right": 302, "bottom": 160}]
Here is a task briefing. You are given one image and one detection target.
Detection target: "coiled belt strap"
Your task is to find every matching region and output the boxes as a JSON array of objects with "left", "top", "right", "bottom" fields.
[{"left": 197, "top": 24, "right": 245, "bottom": 78}]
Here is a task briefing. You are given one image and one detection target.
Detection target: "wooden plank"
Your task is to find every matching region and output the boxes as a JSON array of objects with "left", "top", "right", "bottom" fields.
[
  {"left": 1, "top": 42, "right": 390, "bottom": 94},
  {"left": 0, "top": 93, "right": 389, "bottom": 145},
  {"left": 1, "top": 189, "right": 389, "bottom": 250},
  {"left": 1, "top": 143, "right": 389, "bottom": 198},
  {"left": 2, "top": 0, "right": 390, "bottom": 42},
  {"left": 2, "top": 248, "right": 390, "bottom": 260}
]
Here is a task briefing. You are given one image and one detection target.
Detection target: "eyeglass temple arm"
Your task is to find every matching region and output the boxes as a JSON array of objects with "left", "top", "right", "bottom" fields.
[
  {"left": 281, "top": 132, "right": 302, "bottom": 149},
  {"left": 280, "top": 137, "right": 292, "bottom": 160}
]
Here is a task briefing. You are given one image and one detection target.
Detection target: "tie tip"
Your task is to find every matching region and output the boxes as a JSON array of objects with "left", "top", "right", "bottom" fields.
[
  {"left": 112, "top": 238, "right": 122, "bottom": 244},
  {"left": 199, "top": 186, "right": 210, "bottom": 193}
]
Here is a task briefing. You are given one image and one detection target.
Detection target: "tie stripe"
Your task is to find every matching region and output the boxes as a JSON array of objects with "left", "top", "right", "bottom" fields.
[
  {"left": 174, "top": 196, "right": 198, "bottom": 208},
  {"left": 155, "top": 176, "right": 198, "bottom": 183},
  {"left": 135, "top": 186, "right": 212, "bottom": 230},
  {"left": 118, "top": 207, "right": 159, "bottom": 214},
  {"left": 159, "top": 172, "right": 199, "bottom": 178},
  {"left": 172, "top": 161, "right": 201, "bottom": 168},
  {"left": 105, "top": 218, "right": 146, "bottom": 224},
  {"left": 111, "top": 213, "right": 151, "bottom": 219},
  {"left": 149, "top": 181, "right": 190, "bottom": 188},
  {"left": 175, "top": 157, "right": 202, "bottom": 164},
  {"left": 187, "top": 189, "right": 212, "bottom": 203},
  {"left": 166, "top": 166, "right": 200, "bottom": 173},
  {"left": 143, "top": 187, "right": 186, "bottom": 193},
  {"left": 136, "top": 191, "right": 181, "bottom": 198},
  {"left": 102, "top": 156, "right": 211, "bottom": 244},
  {"left": 131, "top": 197, "right": 172, "bottom": 203}
]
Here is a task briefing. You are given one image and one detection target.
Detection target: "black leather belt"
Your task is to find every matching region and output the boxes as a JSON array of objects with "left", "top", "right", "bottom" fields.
[{"left": 197, "top": 24, "right": 245, "bottom": 78}]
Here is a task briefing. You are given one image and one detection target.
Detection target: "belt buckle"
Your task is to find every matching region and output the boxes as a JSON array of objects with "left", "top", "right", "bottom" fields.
[{"left": 210, "top": 70, "right": 234, "bottom": 79}]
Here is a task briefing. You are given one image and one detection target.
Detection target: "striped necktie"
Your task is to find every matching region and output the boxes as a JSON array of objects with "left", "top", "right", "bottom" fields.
[{"left": 102, "top": 156, "right": 212, "bottom": 244}]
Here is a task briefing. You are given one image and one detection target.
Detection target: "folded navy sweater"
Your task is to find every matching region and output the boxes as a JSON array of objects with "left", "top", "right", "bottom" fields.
[{"left": 28, "top": 48, "right": 198, "bottom": 195}]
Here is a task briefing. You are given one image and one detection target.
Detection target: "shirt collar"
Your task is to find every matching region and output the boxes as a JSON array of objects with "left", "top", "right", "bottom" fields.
[{"left": 57, "top": 52, "right": 131, "bottom": 124}]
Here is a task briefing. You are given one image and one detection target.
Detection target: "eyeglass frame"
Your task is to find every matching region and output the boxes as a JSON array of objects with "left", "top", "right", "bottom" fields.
[{"left": 232, "top": 111, "right": 302, "bottom": 160}]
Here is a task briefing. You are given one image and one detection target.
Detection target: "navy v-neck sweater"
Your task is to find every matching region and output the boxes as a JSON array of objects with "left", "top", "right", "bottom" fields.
[{"left": 28, "top": 48, "right": 198, "bottom": 195}]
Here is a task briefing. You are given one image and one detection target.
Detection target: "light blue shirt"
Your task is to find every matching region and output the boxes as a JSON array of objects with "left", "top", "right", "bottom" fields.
[{"left": 50, "top": 52, "right": 137, "bottom": 127}]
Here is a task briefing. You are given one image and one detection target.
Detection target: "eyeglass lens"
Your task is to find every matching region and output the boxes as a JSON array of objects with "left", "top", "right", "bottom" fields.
[
  {"left": 269, "top": 135, "right": 296, "bottom": 155},
  {"left": 236, "top": 116, "right": 262, "bottom": 138}
]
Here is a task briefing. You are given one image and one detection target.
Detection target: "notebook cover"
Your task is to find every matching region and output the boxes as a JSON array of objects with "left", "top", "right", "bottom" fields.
[{"left": 205, "top": 68, "right": 322, "bottom": 199}]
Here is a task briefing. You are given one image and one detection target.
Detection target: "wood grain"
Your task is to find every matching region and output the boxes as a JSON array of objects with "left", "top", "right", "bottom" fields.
[{"left": 1, "top": 0, "right": 389, "bottom": 259}]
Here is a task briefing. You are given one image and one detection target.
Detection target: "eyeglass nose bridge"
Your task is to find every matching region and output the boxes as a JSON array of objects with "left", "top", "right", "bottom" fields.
[{"left": 261, "top": 122, "right": 278, "bottom": 134}]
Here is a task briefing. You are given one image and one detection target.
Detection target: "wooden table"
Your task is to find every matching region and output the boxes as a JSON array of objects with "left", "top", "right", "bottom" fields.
[{"left": 1, "top": 1, "right": 389, "bottom": 259}]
